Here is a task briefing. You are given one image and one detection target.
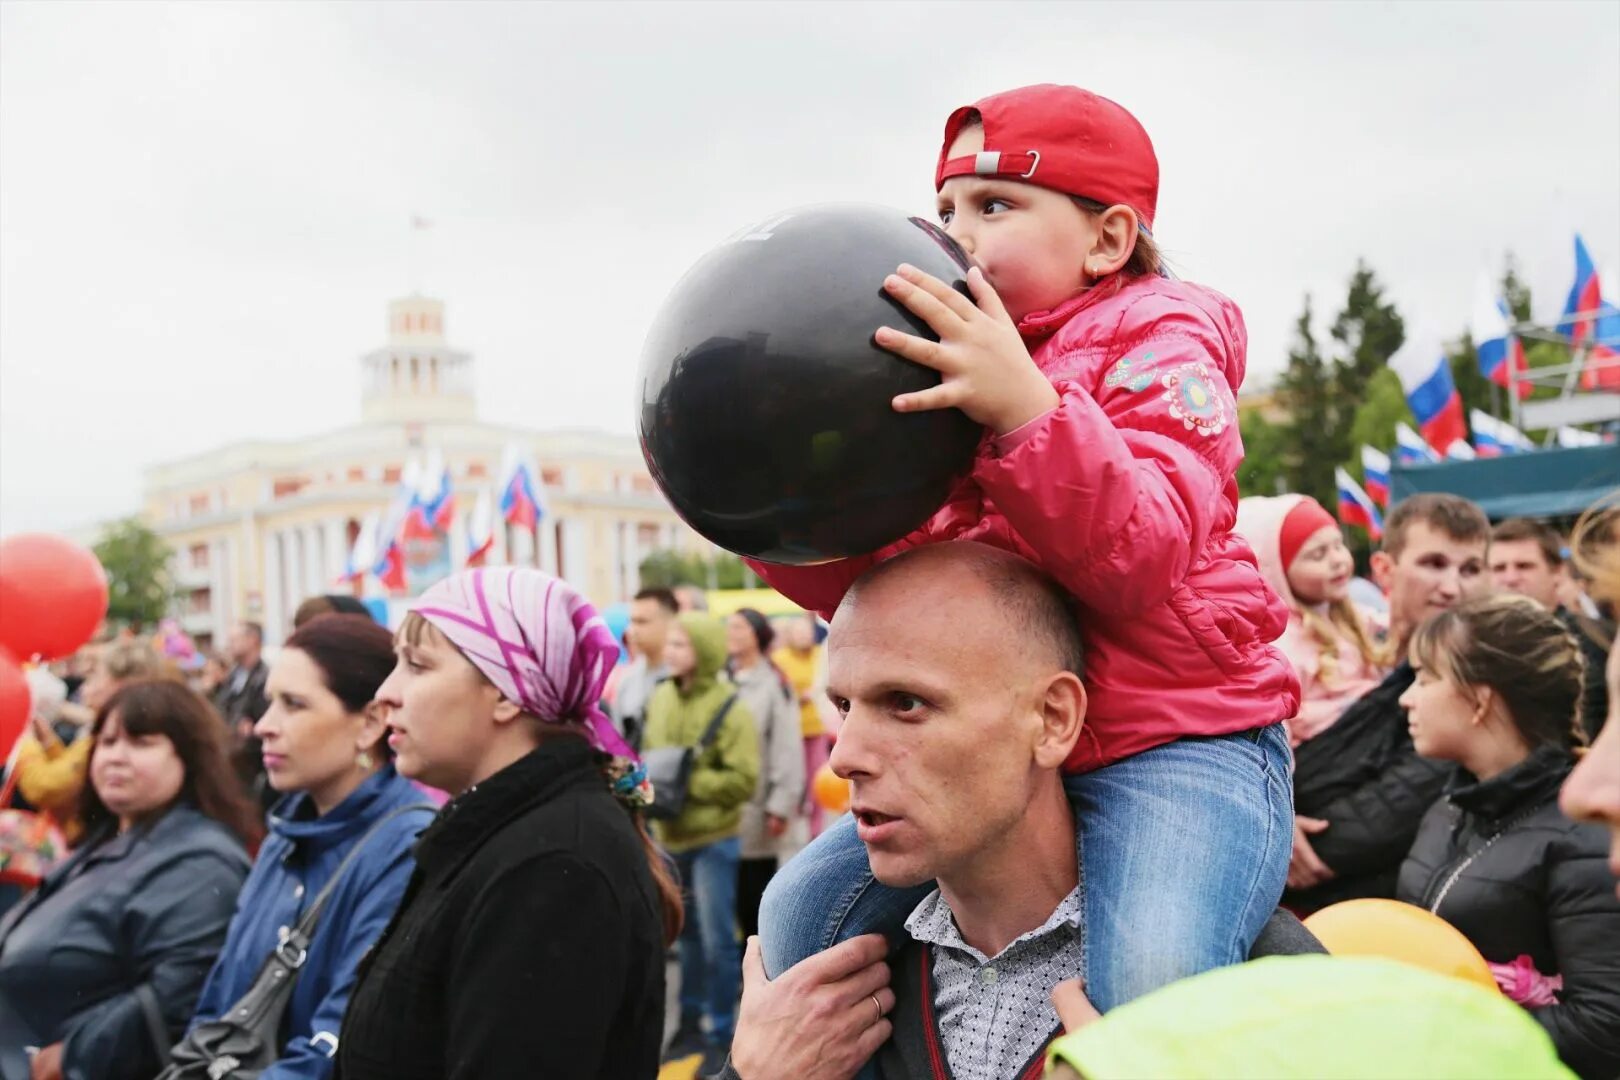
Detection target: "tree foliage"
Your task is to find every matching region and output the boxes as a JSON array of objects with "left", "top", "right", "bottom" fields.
[
  {"left": 638, "top": 549, "right": 749, "bottom": 591},
  {"left": 1273, "top": 295, "right": 1337, "bottom": 507},
  {"left": 93, "top": 517, "right": 176, "bottom": 630},
  {"left": 1328, "top": 262, "right": 1406, "bottom": 467},
  {"left": 1236, "top": 409, "right": 1290, "bottom": 498}
]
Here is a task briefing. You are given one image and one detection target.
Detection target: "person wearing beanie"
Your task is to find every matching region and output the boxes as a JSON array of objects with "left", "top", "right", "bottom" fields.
[
  {"left": 643, "top": 613, "right": 759, "bottom": 1074},
  {"left": 1235, "top": 495, "right": 1388, "bottom": 747},
  {"left": 746, "top": 82, "right": 1300, "bottom": 1025}
]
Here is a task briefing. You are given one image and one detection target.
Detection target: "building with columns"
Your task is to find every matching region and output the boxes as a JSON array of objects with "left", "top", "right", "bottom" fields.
[{"left": 145, "top": 294, "right": 711, "bottom": 647}]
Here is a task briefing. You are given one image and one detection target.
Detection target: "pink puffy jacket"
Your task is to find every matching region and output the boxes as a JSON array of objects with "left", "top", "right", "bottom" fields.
[{"left": 746, "top": 274, "right": 1300, "bottom": 773}]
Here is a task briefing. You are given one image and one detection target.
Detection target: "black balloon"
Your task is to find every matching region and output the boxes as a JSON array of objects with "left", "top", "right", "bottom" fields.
[{"left": 638, "top": 204, "right": 982, "bottom": 566}]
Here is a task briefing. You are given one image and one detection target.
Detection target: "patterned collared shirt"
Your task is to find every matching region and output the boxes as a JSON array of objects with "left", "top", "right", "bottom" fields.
[{"left": 903, "top": 886, "right": 1085, "bottom": 1080}]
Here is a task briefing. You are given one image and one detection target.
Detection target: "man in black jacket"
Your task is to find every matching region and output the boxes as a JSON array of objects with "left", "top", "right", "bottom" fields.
[{"left": 1287, "top": 493, "right": 1491, "bottom": 911}]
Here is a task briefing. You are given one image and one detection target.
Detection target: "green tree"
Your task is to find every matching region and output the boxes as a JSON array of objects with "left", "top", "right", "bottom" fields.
[
  {"left": 1328, "top": 262, "right": 1406, "bottom": 466},
  {"left": 637, "top": 549, "right": 751, "bottom": 591},
  {"left": 1345, "top": 368, "right": 1416, "bottom": 465},
  {"left": 93, "top": 517, "right": 176, "bottom": 630},
  {"left": 1237, "top": 409, "right": 1290, "bottom": 498},
  {"left": 1502, "top": 254, "right": 1532, "bottom": 323},
  {"left": 1276, "top": 295, "right": 1337, "bottom": 507}
]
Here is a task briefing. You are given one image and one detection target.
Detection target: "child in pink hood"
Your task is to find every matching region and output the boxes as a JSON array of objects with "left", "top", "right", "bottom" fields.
[
  {"left": 1235, "top": 495, "right": 1389, "bottom": 747},
  {"left": 748, "top": 84, "right": 1300, "bottom": 1014}
]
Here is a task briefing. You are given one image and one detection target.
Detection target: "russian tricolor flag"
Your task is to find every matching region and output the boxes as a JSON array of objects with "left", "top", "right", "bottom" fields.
[
  {"left": 1446, "top": 439, "right": 1477, "bottom": 461},
  {"left": 1390, "top": 342, "right": 1467, "bottom": 456},
  {"left": 1360, "top": 446, "right": 1391, "bottom": 508},
  {"left": 1336, "top": 467, "right": 1383, "bottom": 540},
  {"left": 404, "top": 451, "right": 456, "bottom": 540},
  {"left": 1469, "top": 409, "right": 1534, "bottom": 458},
  {"left": 1471, "top": 274, "right": 1529, "bottom": 400},
  {"left": 340, "top": 512, "right": 381, "bottom": 584},
  {"left": 1395, "top": 422, "right": 1441, "bottom": 465},
  {"left": 372, "top": 459, "right": 420, "bottom": 594},
  {"left": 496, "top": 444, "right": 543, "bottom": 531},
  {"left": 1562, "top": 235, "right": 1620, "bottom": 391},
  {"left": 465, "top": 488, "right": 496, "bottom": 567},
  {"left": 1556, "top": 425, "right": 1606, "bottom": 448}
]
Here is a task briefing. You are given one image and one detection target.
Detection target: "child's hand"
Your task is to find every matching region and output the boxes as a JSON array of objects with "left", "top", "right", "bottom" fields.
[{"left": 876, "top": 264, "right": 1059, "bottom": 435}]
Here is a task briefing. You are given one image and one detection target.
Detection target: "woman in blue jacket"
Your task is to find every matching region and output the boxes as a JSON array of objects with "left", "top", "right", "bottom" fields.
[{"left": 189, "top": 614, "right": 435, "bottom": 1079}]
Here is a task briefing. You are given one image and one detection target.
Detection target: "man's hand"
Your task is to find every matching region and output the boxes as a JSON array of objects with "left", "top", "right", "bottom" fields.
[
  {"left": 764, "top": 813, "right": 789, "bottom": 839},
  {"left": 729, "top": 934, "right": 893, "bottom": 1080},
  {"left": 1050, "top": 979, "right": 1101, "bottom": 1032},
  {"left": 1287, "top": 815, "right": 1335, "bottom": 890},
  {"left": 876, "top": 264, "right": 1058, "bottom": 435}
]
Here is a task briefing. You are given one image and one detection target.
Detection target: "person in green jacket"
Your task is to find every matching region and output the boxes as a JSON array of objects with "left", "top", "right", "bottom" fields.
[{"left": 646, "top": 613, "right": 759, "bottom": 1072}]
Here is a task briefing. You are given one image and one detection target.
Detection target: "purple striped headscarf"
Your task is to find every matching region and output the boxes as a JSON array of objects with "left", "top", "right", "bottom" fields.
[{"left": 413, "top": 568, "right": 634, "bottom": 760}]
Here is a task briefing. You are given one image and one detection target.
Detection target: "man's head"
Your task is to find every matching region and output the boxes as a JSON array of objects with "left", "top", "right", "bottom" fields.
[
  {"left": 826, "top": 542, "right": 1086, "bottom": 888},
  {"left": 673, "top": 584, "right": 709, "bottom": 613},
  {"left": 1489, "top": 517, "right": 1565, "bottom": 610},
  {"left": 1370, "top": 494, "right": 1490, "bottom": 648},
  {"left": 228, "top": 621, "right": 264, "bottom": 666},
  {"left": 629, "top": 587, "right": 678, "bottom": 662}
]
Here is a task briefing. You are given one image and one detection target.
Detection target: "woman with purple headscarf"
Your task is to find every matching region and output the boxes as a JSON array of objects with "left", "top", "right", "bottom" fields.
[{"left": 334, "top": 569, "right": 679, "bottom": 1080}]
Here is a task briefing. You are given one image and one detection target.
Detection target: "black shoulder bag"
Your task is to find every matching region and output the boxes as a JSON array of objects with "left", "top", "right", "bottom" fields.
[
  {"left": 154, "top": 802, "right": 436, "bottom": 1079},
  {"left": 642, "top": 695, "right": 737, "bottom": 821}
]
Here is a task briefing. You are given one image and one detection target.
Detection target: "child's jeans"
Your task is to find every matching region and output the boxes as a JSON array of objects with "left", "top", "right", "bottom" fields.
[{"left": 759, "top": 723, "right": 1293, "bottom": 1012}]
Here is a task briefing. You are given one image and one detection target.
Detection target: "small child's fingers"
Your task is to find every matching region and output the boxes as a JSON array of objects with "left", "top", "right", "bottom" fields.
[
  {"left": 885, "top": 271, "right": 970, "bottom": 332},
  {"left": 874, "top": 326, "right": 949, "bottom": 370},
  {"left": 896, "top": 263, "right": 980, "bottom": 321},
  {"left": 892, "top": 384, "right": 963, "bottom": 414},
  {"left": 966, "top": 266, "right": 1010, "bottom": 321}
]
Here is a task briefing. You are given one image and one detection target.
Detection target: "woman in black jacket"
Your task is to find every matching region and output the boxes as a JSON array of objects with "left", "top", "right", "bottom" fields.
[
  {"left": 0, "top": 680, "right": 260, "bottom": 1080},
  {"left": 1396, "top": 593, "right": 1620, "bottom": 1079},
  {"left": 335, "top": 568, "right": 680, "bottom": 1080}
]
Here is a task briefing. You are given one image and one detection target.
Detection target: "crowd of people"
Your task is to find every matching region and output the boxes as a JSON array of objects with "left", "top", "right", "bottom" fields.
[{"left": 2, "top": 78, "right": 1618, "bottom": 1080}]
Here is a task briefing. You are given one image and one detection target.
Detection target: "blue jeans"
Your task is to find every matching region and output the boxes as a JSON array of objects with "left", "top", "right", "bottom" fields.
[
  {"left": 759, "top": 724, "right": 1292, "bottom": 1010},
  {"left": 673, "top": 835, "right": 742, "bottom": 1043}
]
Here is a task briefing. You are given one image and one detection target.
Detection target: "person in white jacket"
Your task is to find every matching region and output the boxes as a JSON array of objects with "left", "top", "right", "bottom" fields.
[{"left": 724, "top": 608, "right": 807, "bottom": 939}]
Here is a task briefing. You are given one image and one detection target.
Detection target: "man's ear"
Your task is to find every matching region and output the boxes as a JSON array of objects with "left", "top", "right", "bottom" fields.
[
  {"left": 1370, "top": 549, "right": 1395, "bottom": 594},
  {"left": 1034, "top": 672, "right": 1087, "bottom": 770}
]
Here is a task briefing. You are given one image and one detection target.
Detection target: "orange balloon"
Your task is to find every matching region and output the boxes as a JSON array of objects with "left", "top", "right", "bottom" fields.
[
  {"left": 811, "top": 764, "right": 850, "bottom": 815},
  {"left": 0, "top": 533, "right": 109, "bottom": 661},
  {"left": 1304, "top": 898, "right": 1499, "bottom": 993},
  {"left": 0, "top": 648, "right": 31, "bottom": 761}
]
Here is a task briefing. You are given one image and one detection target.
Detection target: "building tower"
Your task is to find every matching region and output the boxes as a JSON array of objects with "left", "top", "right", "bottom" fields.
[{"left": 359, "top": 295, "right": 476, "bottom": 423}]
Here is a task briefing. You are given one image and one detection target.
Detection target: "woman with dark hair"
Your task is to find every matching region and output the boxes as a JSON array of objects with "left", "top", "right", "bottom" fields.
[
  {"left": 335, "top": 569, "right": 676, "bottom": 1080},
  {"left": 0, "top": 680, "right": 256, "bottom": 1080},
  {"left": 187, "top": 614, "right": 436, "bottom": 1079},
  {"left": 1396, "top": 593, "right": 1620, "bottom": 1079},
  {"left": 724, "top": 608, "right": 805, "bottom": 940}
]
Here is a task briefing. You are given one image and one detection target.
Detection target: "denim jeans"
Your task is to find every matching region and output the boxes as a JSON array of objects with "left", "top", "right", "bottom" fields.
[
  {"left": 673, "top": 835, "right": 742, "bottom": 1043},
  {"left": 759, "top": 724, "right": 1292, "bottom": 1011}
]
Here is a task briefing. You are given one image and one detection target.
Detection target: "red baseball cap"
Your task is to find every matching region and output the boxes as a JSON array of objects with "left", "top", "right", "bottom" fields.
[{"left": 934, "top": 84, "right": 1160, "bottom": 232}]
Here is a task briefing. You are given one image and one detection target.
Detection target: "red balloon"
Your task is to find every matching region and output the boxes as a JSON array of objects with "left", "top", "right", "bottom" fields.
[
  {"left": 0, "top": 648, "right": 30, "bottom": 761},
  {"left": 0, "top": 533, "right": 109, "bottom": 661}
]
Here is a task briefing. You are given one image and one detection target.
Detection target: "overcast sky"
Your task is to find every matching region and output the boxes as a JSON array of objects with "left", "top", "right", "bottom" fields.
[{"left": 2, "top": 0, "right": 1616, "bottom": 535}]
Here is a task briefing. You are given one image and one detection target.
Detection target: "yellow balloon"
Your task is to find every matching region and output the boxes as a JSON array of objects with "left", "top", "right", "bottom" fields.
[
  {"left": 812, "top": 764, "right": 851, "bottom": 815},
  {"left": 1303, "top": 899, "right": 1499, "bottom": 993}
]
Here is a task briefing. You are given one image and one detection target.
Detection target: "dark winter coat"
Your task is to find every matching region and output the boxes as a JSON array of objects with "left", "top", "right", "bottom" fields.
[
  {"left": 1397, "top": 745, "right": 1620, "bottom": 1080},
  {"left": 1287, "top": 662, "right": 1451, "bottom": 910},
  {"left": 0, "top": 805, "right": 249, "bottom": 1080},
  {"left": 334, "top": 738, "right": 666, "bottom": 1080},
  {"left": 189, "top": 766, "right": 435, "bottom": 1080}
]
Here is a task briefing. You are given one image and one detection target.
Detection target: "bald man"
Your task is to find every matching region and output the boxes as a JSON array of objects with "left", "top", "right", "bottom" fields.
[{"left": 724, "top": 542, "right": 1089, "bottom": 1079}]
